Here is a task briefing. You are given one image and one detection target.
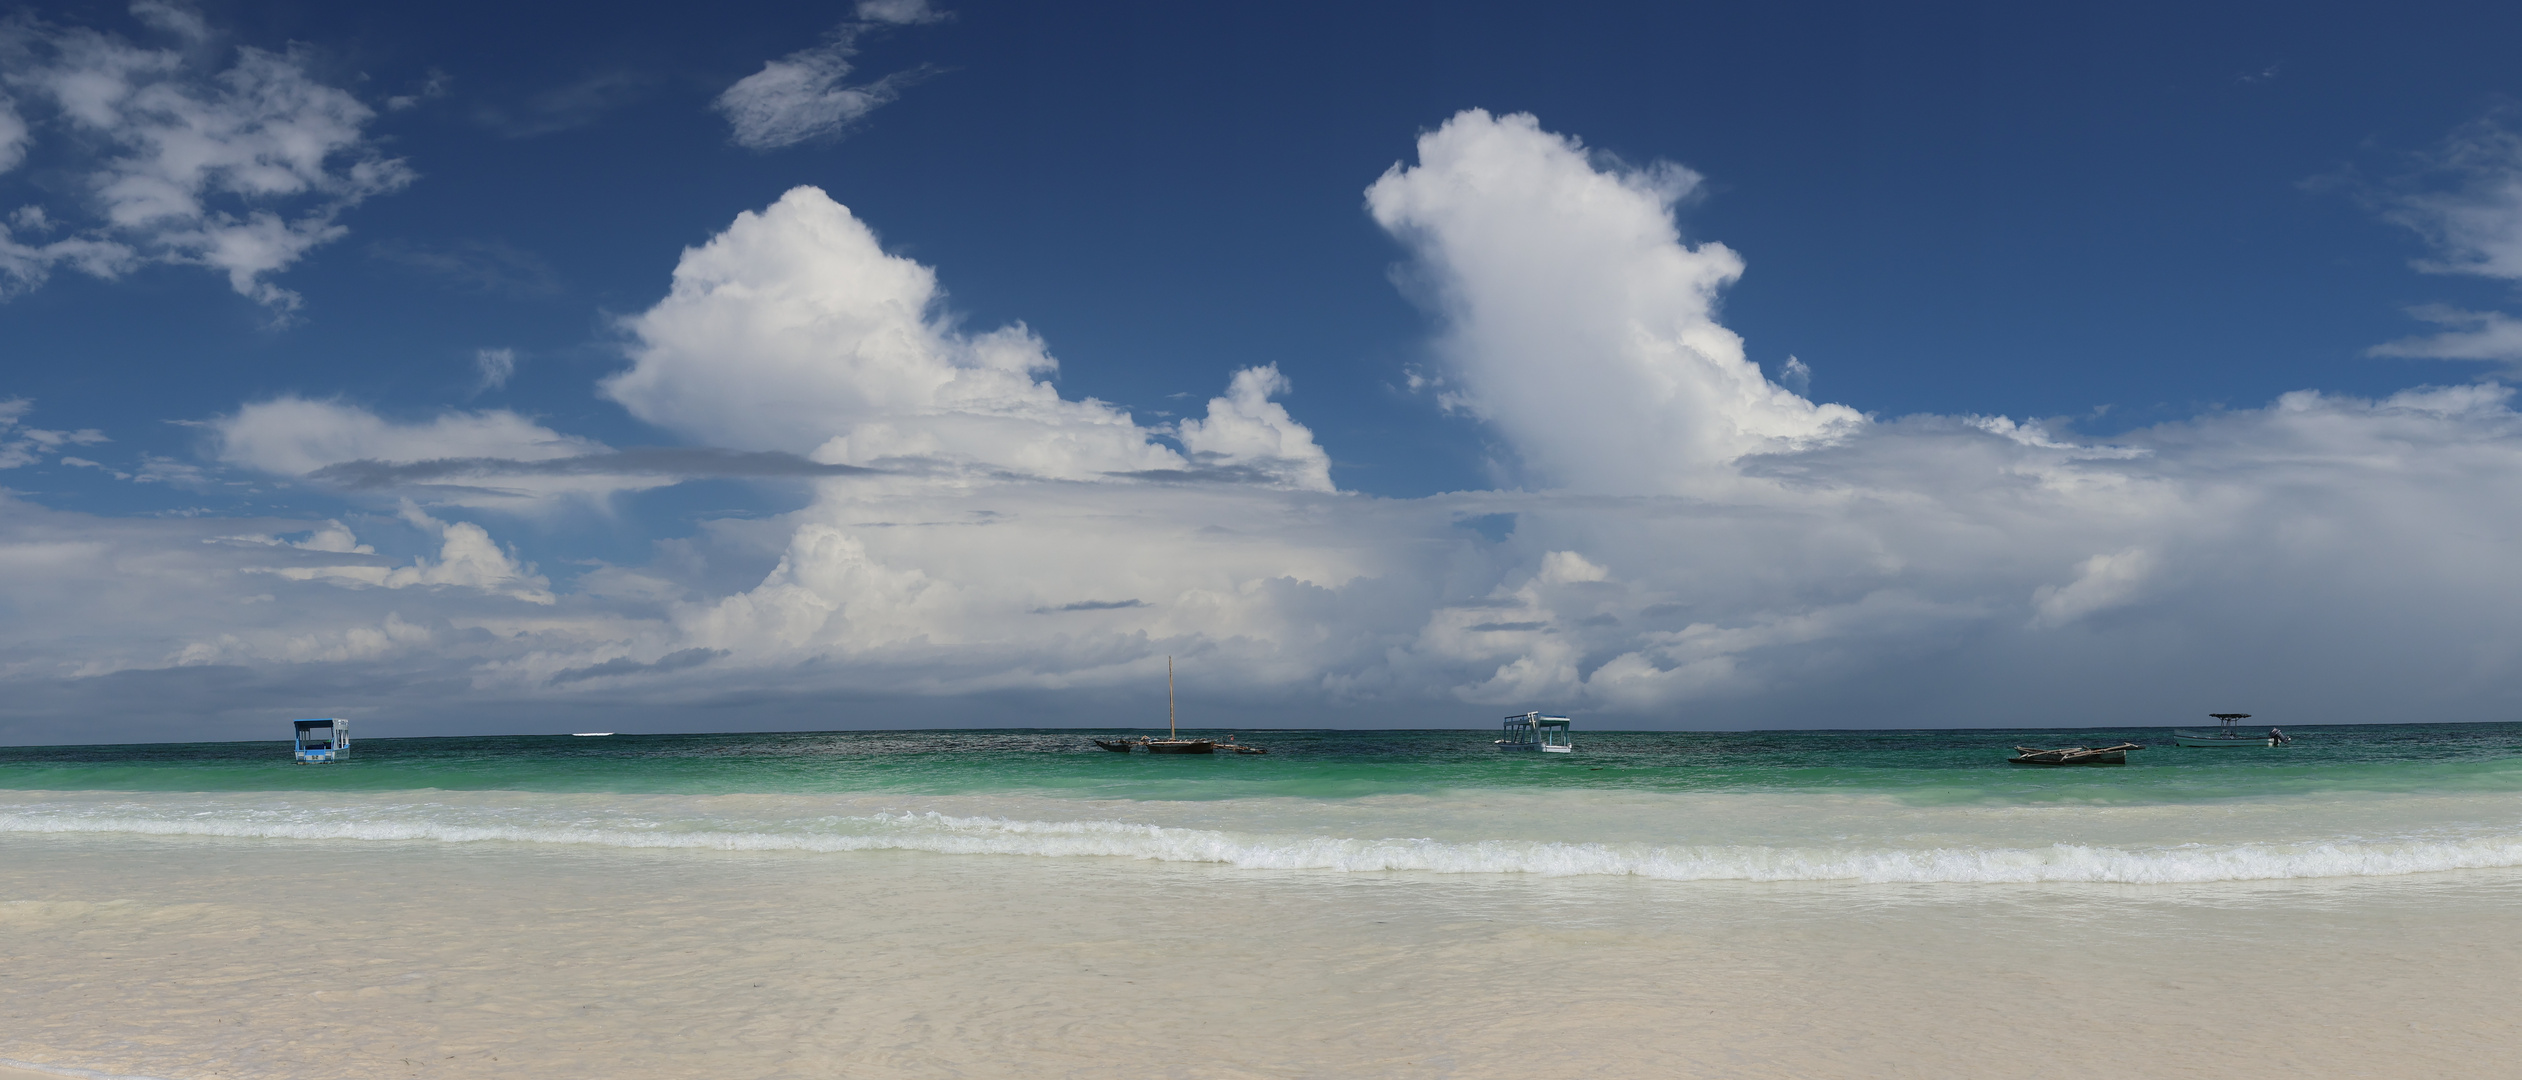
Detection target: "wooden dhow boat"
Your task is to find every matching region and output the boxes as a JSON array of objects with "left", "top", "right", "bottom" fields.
[
  {"left": 1140, "top": 657, "right": 1215, "bottom": 754},
  {"left": 1092, "top": 660, "right": 1269, "bottom": 754},
  {"left": 2008, "top": 742, "right": 2144, "bottom": 766}
]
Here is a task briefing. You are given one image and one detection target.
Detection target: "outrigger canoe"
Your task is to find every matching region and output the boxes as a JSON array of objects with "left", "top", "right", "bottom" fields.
[{"left": 2008, "top": 742, "right": 2143, "bottom": 766}]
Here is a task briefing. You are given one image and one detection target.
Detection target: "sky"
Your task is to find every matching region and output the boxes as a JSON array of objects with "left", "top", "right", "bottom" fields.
[{"left": 6, "top": 0, "right": 2522, "bottom": 742}]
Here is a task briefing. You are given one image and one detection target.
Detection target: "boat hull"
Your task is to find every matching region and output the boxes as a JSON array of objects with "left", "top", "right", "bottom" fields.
[
  {"left": 1092, "top": 739, "right": 1136, "bottom": 753},
  {"left": 1497, "top": 744, "right": 1574, "bottom": 753},
  {"left": 2008, "top": 751, "right": 2127, "bottom": 765},
  {"left": 2008, "top": 742, "right": 2142, "bottom": 765},
  {"left": 1143, "top": 740, "right": 1214, "bottom": 755}
]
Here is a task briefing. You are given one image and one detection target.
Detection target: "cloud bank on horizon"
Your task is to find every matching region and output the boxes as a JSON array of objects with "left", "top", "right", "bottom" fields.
[{"left": 10, "top": 105, "right": 2522, "bottom": 738}]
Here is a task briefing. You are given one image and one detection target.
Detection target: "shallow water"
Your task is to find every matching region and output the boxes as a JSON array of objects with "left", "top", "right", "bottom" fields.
[
  {"left": 4, "top": 724, "right": 2519, "bottom": 1078},
  {"left": 12, "top": 724, "right": 2518, "bottom": 804},
  {"left": 7, "top": 725, "right": 2522, "bottom": 884}
]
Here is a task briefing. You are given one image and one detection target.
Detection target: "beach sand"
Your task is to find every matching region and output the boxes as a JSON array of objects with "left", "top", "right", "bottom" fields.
[{"left": 4, "top": 831, "right": 2516, "bottom": 1079}]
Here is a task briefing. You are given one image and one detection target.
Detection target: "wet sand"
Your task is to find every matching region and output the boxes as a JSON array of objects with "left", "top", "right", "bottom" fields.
[{"left": 4, "top": 832, "right": 2517, "bottom": 1079}]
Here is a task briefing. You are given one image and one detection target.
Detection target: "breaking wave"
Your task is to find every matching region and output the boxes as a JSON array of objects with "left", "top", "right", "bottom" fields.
[{"left": 6, "top": 803, "right": 2522, "bottom": 884}]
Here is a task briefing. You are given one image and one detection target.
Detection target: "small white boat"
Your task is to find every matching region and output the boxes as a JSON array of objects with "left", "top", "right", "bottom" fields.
[
  {"left": 1496, "top": 712, "right": 1574, "bottom": 753},
  {"left": 2173, "top": 713, "right": 2291, "bottom": 747},
  {"left": 572, "top": 732, "right": 615, "bottom": 737}
]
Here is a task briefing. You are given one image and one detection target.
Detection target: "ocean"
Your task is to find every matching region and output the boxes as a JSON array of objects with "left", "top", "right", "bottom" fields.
[{"left": 4, "top": 725, "right": 2519, "bottom": 1078}]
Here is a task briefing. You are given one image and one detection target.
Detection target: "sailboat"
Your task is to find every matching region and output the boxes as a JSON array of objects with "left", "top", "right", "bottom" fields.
[{"left": 1143, "top": 656, "right": 1214, "bottom": 754}]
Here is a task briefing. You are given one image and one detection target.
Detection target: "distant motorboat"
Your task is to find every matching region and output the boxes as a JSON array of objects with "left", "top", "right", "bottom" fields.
[
  {"left": 572, "top": 732, "right": 615, "bottom": 737},
  {"left": 2174, "top": 713, "right": 2291, "bottom": 748},
  {"left": 1496, "top": 712, "right": 1574, "bottom": 753},
  {"left": 2009, "top": 742, "right": 2143, "bottom": 766}
]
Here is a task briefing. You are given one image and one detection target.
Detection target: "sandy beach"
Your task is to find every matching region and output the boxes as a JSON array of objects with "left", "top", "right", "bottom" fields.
[{"left": 6, "top": 829, "right": 2518, "bottom": 1080}]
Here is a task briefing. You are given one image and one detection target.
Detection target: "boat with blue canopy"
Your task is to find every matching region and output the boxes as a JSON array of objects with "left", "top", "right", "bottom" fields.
[{"left": 292, "top": 718, "right": 348, "bottom": 763}]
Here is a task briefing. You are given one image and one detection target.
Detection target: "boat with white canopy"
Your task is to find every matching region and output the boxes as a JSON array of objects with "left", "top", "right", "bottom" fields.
[{"left": 1496, "top": 712, "right": 1574, "bottom": 753}]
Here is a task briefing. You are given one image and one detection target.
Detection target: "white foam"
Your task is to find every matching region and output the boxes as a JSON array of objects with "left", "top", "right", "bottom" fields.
[
  {"left": 6, "top": 804, "right": 2522, "bottom": 884},
  {"left": 0, "top": 1056, "right": 183, "bottom": 1080}
]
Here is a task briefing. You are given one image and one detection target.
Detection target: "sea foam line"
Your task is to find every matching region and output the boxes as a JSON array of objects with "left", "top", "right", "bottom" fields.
[
  {"left": 0, "top": 1057, "right": 183, "bottom": 1080},
  {"left": 3, "top": 808, "right": 2520, "bottom": 884}
]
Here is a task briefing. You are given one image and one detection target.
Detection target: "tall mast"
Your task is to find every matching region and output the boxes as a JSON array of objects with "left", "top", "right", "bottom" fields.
[{"left": 1168, "top": 656, "right": 1176, "bottom": 739}]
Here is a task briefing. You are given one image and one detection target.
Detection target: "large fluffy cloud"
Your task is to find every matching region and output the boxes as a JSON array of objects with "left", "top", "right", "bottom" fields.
[
  {"left": 17, "top": 108, "right": 2522, "bottom": 741},
  {"left": 561, "top": 114, "right": 2522, "bottom": 722},
  {"left": 603, "top": 186, "right": 1331, "bottom": 488},
  {"left": 1366, "top": 110, "right": 1862, "bottom": 494}
]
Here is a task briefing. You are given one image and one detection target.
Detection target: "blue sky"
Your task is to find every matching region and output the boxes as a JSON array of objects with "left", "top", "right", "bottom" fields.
[{"left": 7, "top": 0, "right": 2522, "bottom": 742}]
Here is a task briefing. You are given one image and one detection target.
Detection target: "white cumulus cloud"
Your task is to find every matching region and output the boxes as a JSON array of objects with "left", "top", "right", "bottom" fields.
[
  {"left": 605, "top": 186, "right": 1327, "bottom": 487},
  {"left": 1174, "top": 365, "right": 1335, "bottom": 491},
  {"left": 262, "top": 506, "right": 553, "bottom": 606},
  {"left": 1366, "top": 110, "right": 1862, "bottom": 495},
  {"left": 23, "top": 110, "right": 2522, "bottom": 738},
  {"left": 598, "top": 113, "right": 2522, "bottom": 722}
]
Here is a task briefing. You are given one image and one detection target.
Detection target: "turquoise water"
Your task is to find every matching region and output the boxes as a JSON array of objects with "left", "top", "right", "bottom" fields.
[
  {"left": 7, "top": 724, "right": 2522, "bottom": 884},
  {"left": 4, "top": 724, "right": 2519, "bottom": 803}
]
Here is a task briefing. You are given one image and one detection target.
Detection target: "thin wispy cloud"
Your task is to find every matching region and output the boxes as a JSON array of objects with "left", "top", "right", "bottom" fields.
[
  {"left": 549, "top": 647, "right": 727, "bottom": 685},
  {"left": 472, "top": 348, "right": 518, "bottom": 393},
  {"left": 0, "top": 398, "right": 108, "bottom": 469},
  {"left": 855, "top": 0, "right": 949, "bottom": 25},
  {"left": 0, "top": 1, "right": 413, "bottom": 312},
  {"left": 714, "top": 9, "right": 946, "bottom": 150},
  {"left": 2369, "top": 306, "right": 2522, "bottom": 363},
  {"left": 384, "top": 68, "right": 450, "bottom": 112},
  {"left": 2370, "top": 111, "right": 2522, "bottom": 364},
  {"left": 369, "top": 238, "right": 561, "bottom": 298},
  {"left": 475, "top": 71, "right": 655, "bottom": 138},
  {"left": 307, "top": 447, "right": 883, "bottom": 490}
]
